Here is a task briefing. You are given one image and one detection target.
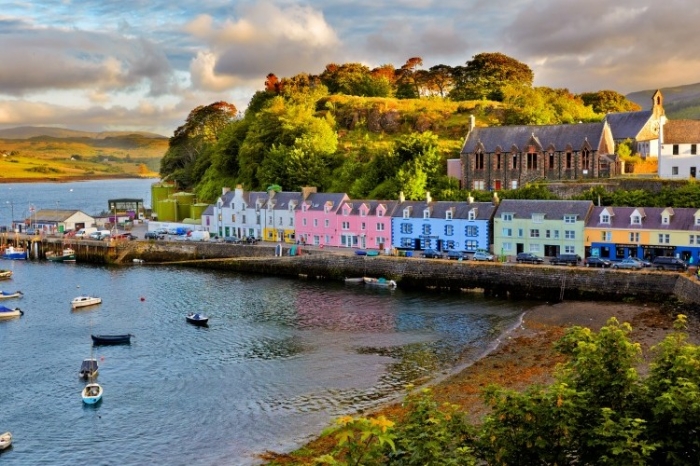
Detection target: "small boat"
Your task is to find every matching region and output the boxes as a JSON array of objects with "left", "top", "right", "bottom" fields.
[
  {"left": 363, "top": 277, "right": 397, "bottom": 289},
  {"left": 0, "top": 431, "right": 12, "bottom": 451},
  {"left": 71, "top": 296, "right": 102, "bottom": 309},
  {"left": 186, "top": 313, "right": 209, "bottom": 326},
  {"left": 344, "top": 277, "right": 365, "bottom": 284},
  {"left": 0, "top": 306, "right": 23, "bottom": 319},
  {"left": 46, "top": 247, "right": 76, "bottom": 262},
  {"left": 91, "top": 334, "right": 132, "bottom": 345},
  {"left": 0, "top": 270, "right": 12, "bottom": 280},
  {"left": 0, "top": 290, "right": 23, "bottom": 300},
  {"left": 1, "top": 246, "right": 27, "bottom": 260},
  {"left": 81, "top": 383, "right": 103, "bottom": 404},
  {"left": 79, "top": 358, "right": 99, "bottom": 379}
]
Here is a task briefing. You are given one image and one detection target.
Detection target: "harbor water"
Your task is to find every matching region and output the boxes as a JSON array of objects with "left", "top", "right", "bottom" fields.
[{"left": 0, "top": 180, "right": 532, "bottom": 465}]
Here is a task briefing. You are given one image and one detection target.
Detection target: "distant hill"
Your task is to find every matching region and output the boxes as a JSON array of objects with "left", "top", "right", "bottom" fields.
[
  {"left": 0, "top": 126, "right": 167, "bottom": 140},
  {"left": 627, "top": 83, "right": 700, "bottom": 120}
]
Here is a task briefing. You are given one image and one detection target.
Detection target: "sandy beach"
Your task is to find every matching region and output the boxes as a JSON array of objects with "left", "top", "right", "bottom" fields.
[{"left": 261, "top": 298, "right": 700, "bottom": 464}]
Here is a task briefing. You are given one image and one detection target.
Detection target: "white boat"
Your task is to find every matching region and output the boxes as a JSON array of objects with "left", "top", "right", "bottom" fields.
[
  {"left": 344, "top": 277, "right": 365, "bottom": 284},
  {"left": 1, "top": 246, "right": 27, "bottom": 260},
  {"left": 79, "top": 358, "right": 99, "bottom": 379},
  {"left": 0, "top": 306, "right": 23, "bottom": 319},
  {"left": 71, "top": 296, "right": 102, "bottom": 309},
  {"left": 46, "top": 247, "right": 76, "bottom": 262},
  {"left": 0, "top": 290, "right": 23, "bottom": 300},
  {"left": 0, "top": 431, "right": 11, "bottom": 451},
  {"left": 0, "top": 270, "right": 13, "bottom": 280},
  {"left": 81, "top": 383, "right": 103, "bottom": 404},
  {"left": 363, "top": 277, "right": 397, "bottom": 289}
]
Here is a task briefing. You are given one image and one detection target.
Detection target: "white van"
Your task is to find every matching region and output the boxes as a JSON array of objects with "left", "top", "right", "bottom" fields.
[
  {"left": 187, "top": 230, "right": 210, "bottom": 242},
  {"left": 75, "top": 227, "right": 97, "bottom": 239}
]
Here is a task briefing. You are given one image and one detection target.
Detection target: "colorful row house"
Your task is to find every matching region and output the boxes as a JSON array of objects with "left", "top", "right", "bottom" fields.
[
  {"left": 493, "top": 200, "right": 593, "bottom": 258},
  {"left": 585, "top": 206, "right": 700, "bottom": 263},
  {"left": 390, "top": 193, "right": 496, "bottom": 253},
  {"left": 294, "top": 192, "right": 349, "bottom": 247},
  {"left": 335, "top": 200, "right": 398, "bottom": 250}
]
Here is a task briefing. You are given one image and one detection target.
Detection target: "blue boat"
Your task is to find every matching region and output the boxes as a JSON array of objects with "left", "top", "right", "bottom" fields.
[{"left": 1, "top": 246, "right": 27, "bottom": 260}]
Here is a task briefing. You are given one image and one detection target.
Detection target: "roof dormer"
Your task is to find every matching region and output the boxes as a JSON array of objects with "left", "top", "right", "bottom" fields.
[
  {"left": 661, "top": 207, "right": 674, "bottom": 225},
  {"left": 446, "top": 207, "right": 455, "bottom": 220},
  {"left": 468, "top": 207, "right": 477, "bottom": 221},
  {"left": 423, "top": 207, "right": 432, "bottom": 219},
  {"left": 694, "top": 209, "right": 700, "bottom": 226},
  {"left": 403, "top": 206, "right": 412, "bottom": 219},
  {"left": 599, "top": 207, "right": 614, "bottom": 224},
  {"left": 324, "top": 201, "right": 333, "bottom": 213},
  {"left": 359, "top": 203, "right": 369, "bottom": 217},
  {"left": 342, "top": 203, "right": 352, "bottom": 216},
  {"left": 630, "top": 208, "right": 645, "bottom": 226},
  {"left": 376, "top": 204, "right": 385, "bottom": 217}
]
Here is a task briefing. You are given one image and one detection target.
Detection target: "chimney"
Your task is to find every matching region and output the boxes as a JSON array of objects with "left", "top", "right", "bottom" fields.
[
  {"left": 399, "top": 191, "right": 405, "bottom": 202},
  {"left": 469, "top": 114, "right": 475, "bottom": 131},
  {"left": 426, "top": 191, "right": 432, "bottom": 203},
  {"left": 467, "top": 193, "right": 474, "bottom": 204},
  {"left": 222, "top": 187, "right": 231, "bottom": 196},
  {"left": 492, "top": 192, "right": 500, "bottom": 205},
  {"left": 301, "top": 186, "right": 317, "bottom": 200}
]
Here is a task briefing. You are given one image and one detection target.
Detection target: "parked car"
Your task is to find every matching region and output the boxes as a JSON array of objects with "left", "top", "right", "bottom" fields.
[
  {"left": 113, "top": 232, "right": 137, "bottom": 241},
  {"left": 550, "top": 254, "right": 581, "bottom": 266},
  {"left": 422, "top": 249, "right": 443, "bottom": 259},
  {"left": 245, "top": 236, "right": 259, "bottom": 245},
  {"left": 628, "top": 257, "right": 652, "bottom": 267},
  {"left": 472, "top": 250, "right": 494, "bottom": 262},
  {"left": 223, "top": 236, "right": 241, "bottom": 244},
  {"left": 89, "top": 230, "right": 111, "bottom": 240},
  {"left": 446, "top": 250, "right": 468, "bottom": 260},
  {"left": 652, "top": 256, "right": 688, "bottom": 271},
  {"left": 144, "top": 231, "right": 164, "bottom": 240},
  {"left": 516, "top": 252, "right": 544, "bottom": 264},
  {"left": 612, "top": 258, "right": 644, "bottom": 270},
  {"left": 584, "top": 257, "right": 612, "bottom": 268}
]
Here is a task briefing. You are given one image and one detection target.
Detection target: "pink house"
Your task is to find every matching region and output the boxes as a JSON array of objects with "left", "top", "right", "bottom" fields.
[
  {"left": 337, "top": 200, "right": 399, "bottom": 250},
  {"left": 295, "top": 192, "right": 349, "bottom": 247}
]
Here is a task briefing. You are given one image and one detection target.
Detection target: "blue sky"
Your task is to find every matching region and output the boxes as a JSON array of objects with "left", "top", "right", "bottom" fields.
[{"left": 0, "top": 0, "right": 697, "bottom": 136}]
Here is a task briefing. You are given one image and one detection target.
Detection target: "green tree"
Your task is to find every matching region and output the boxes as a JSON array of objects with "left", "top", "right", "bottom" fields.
[
  {"left": 449, "top": 52, "right": 533, "bottom": 102},
  {"left": 579, "top": 90, "right": 642, "bottom": 114}
]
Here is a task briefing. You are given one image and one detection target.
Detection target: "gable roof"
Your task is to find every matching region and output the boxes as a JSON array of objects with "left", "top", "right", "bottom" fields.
[
  {"left": 604, "top": 110, "right": 652, "bottom": 140},
  {"left": 587, "top": 206, "right": 700, "bottom": 230},
  {"left": 302, "top": 193, "right": 349, "bottom": 212},
  {"left": 267, "top": 192, "right": 303, "bottom": 211},
  {"left": 496, "top": 200, "right": 593, "bottom": 220},
  {"left": 340, "top": 200, "right": 400, "bottom": 217},
  {"left": 461, "top": 122, "right": 609, "bottom": 154},
  {"left": 663, "top": 119, "right": 700, "bottom": 144},
  {"left": 203, "top": 205, "right": 214, "bottom": 216},
  {"left": 392, "top": 201, "right": 497, "bottom": 220},
  {"left": 33, "top": 209, "right": 90, "bottom": 222}
]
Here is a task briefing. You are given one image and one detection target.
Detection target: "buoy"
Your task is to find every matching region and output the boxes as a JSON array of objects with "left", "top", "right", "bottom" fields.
[{"left": 140, "top": 296, "right": 145, "bottom": 301}]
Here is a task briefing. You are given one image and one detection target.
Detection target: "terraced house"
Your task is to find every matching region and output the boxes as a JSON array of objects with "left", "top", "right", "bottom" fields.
[
  {"left": 294, "top": 191, "right": 349, "bottom": 247},
  {"left": 337, "top": 200, "right": 398, "bottom": 250},
  {"left": 585, "top": 206, "right": 700, "bottom": 263},
  {"left": 390, "top": 193, "right": 496, "bottom": 253},
  {"left": 493, "top": 200, "right": 593, "bottom": 259}
]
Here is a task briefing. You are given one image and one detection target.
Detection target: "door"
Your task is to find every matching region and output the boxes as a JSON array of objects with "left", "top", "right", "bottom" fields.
[
  {"left": 516, "top": 243, "right": 524, "bottom": 254},
  {"left": 692, "top": 167, "right": 697, "bottom": 178},
  {"left": 494, "top": 180, "right": 502, "bottom": 190}
]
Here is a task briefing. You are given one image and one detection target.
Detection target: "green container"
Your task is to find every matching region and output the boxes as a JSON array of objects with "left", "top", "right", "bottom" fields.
[
  {"left": 171, "top": 192, "right": 195, "bottom": 205},
  {"left": 151, "top": 183, "right": 176, "bottom": 207},
  {"left": 157, "top": 199, "right": 178, "bottom": 222},
  {"left": 190, "top": 203, "right": 208, "bottom": 220}
]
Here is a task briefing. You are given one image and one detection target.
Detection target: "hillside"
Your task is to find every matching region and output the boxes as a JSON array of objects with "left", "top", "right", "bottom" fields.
[
  {"left": 627, "top": 82, "right": 700, "bottom": 119},
  {"left": 0, "top": 126, "right": 167, "bottom": 139}
]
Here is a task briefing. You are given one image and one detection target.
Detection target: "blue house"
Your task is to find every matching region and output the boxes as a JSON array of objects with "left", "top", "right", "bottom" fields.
[{"left": 391, "top": 193, "right": 496, "bottom": 253}]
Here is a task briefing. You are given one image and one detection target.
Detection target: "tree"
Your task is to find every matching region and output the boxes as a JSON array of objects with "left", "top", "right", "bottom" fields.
[
  {"left": 579, "top": 90, "right": 642, "bottom": 114},
  {"left": 449, "top": 52, "right": 533, "bottom": 102}
]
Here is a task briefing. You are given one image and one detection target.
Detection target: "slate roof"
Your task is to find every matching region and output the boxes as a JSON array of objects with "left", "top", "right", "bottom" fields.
[
  {"left": 392, "top": 201, "right": 497, "bottom": 220},
  {"left": 604, "top": 110, "right": 652, "bottom": 140},
  {"left": 267, "top": 192, "right": 303, "bottom": 210},
  {"left": 495, "top": 200, "right": 593, "bottom": 221},
  {"left": 460, "top": 122, "right": 609, "bottom": 154},
  {"left": 303, "top": 193, "right": 349, "bottom": 212},
  {"left": 33, "top": 209, "right": 89, "bottom": 222},
  {"left": 218, "top": 190, "right": 235, "bottom": 207},
  {"left": 202, "top": 205, "right": 214, "bottom": 216},
  {"left": 587, "top": 206, "right": 700, "bottom": 231},
  {"left": 340, "top": 200, "right": 400, "bottom": 217},
  {"left": 663, "top": 120, "right": 700, "bottom": 144}
]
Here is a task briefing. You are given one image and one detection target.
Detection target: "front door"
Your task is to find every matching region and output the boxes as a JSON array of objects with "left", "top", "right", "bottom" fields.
[
  {"left": 516, "top": 243, "right": 524, "bottom": 254},
  {"left": 691, "top": 167, "right": 697, "bottom": 178}
]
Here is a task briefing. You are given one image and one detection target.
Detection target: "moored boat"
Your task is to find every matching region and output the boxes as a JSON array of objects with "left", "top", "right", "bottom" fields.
[
  {"left": 79, "top": 358, "right": 99, "bottom": 379},
  {"left": 91, "top": 334, "right": 132, "bottom": 345},
  {"left": 0, "top": 306, "right": 23, "bottom": 319},
  {"left": 71, "top": 296, "right": 102, "bottom": 309},
  {"left": 46, "top": 248, "right": 76, "bottom": 262},
  {"left": 1, "top": 246, "right": 27, "bottom": 260},
  {"left": 81, "top": 383, "right": 103, "bottom": 404},
  {"left": 0, "top": 290, "right": 23, "bottom": 300},
  {"left": 363, "top": 277, "right": 397, "bottom": 289},
  {"left": 186, "top": 313, "right": 209, "bottom": 326},
  {"left": 344, "top": 277, "right": 364, "bottom": 284},
  {"left": 0, "top": 431, "right": 12, "bottom": 451},
  {"left": 0, "top": 270, "right": 12, "bottom": 280}
]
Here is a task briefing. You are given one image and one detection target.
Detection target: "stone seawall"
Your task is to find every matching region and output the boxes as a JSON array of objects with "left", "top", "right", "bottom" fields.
[{"left": 37, "top": 238, "right": 697, "bottom": 304}]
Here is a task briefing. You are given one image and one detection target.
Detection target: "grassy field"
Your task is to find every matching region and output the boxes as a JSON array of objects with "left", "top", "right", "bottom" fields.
[{"left": 0, "top": 136, "right": 167, "bottom": 181}]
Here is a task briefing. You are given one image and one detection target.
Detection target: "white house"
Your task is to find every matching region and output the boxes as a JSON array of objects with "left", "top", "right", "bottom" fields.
[
  {"left": 604, "top": 89, "right": 666, "bottom": 158},
  {"left": 658, "top": 120, "right": 700, "bottom": 179},
  {"left": 31, "top": 209, "right": 95, "bottom": 234}
]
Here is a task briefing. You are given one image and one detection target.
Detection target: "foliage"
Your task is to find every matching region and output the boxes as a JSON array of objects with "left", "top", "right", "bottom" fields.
[
  {"left": 316, "top": 415, "right": 396, "bottom": 465},
  {"left": 502, "top": 86, "right": 601, "bottom": 125},
  {"left": 449, "top": 53, "right": 533, "bottom": 102},
  {"left": 579, "top": 90, "right": 642, "bottom": 114}
]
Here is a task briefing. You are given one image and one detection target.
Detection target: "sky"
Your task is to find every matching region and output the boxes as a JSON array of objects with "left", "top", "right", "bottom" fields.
[{"left": 0, "top": 0, "right": 698, "bottom": 137}]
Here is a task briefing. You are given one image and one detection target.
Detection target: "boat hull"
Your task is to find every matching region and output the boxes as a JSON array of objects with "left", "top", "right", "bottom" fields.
[
  {"left": 82, "top": 383, "right": 103, "bottom": 404},
  {"left": 0, "top": 307, "right": 22, "bottom": 319},
  {"left": 0, "top": 271, "right": 12, "bottom": 280},
  {"left": 0, "top": 432, "right": 12, "bottom": 451},
  {"left": 71, "top": 296, "right": 102, "bottom": 309},
  {"left": 0, "top": 291, "right": 22, "bottom": 300},
  {"left": 186, "top": 314, "right": 209, "bottom": 326},
  {"left": 91, "top": 334, "right": 132, "bottom": 345},
  {"left": 47, "top": 248, "right": 76, "bottom": 262}
]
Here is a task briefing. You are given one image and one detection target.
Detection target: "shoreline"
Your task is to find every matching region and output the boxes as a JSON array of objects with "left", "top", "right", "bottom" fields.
[
  {"left": 260, "top": 299, "right": 699, "bottom": 464},
  {"left": 0, "top": 174, "right": 159, "bottom": 184}
]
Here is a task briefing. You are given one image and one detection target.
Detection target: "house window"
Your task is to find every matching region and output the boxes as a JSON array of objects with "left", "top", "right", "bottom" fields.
[
  {"left": 512, "top": 154, "right": 518, "bottom": 169},
  {"left": 376, "top": 236, "right": 386, "bottom": 246},
  {"left": 423, "top": 209, "right": 430, "bottom": 219},
  {"left": 601, "top": 214, "right": 610, "bottom": 223},
  {"left": 361, "top": 222, "right": 366, "bottom": 230},
  {"left": 662, "top": 216, "right": 669, "bottom": 225},
  {"left": 289, "top": 217, "right": 294, "bottom": 227},
  {"left": 527, "top": 152, "right": 537, "bottom": 170},
  {"left": 324, "top": 235, "right": 330, "bottom": 244},
  {"left": 302, "top": 218, "right": 307, "bottom": 226},
  {"left": 313, "top": 219, "right": 318, "bottom": 227},
  {"left": 377, "top": 209, "right": 384, "bottom": 217},
  {"left": 554, "top": 230, "right": 560, "bottom": 239},
  {"left": 401, "top": 238, "right": 413, "bottom": 248},
  {"left": 529, "top": 244, "right": 541, "bottom": 253},
  {"left": 313, "top": 235, "right": 320, "bottom": 245},
  {"left": 659, "top": 233, "right": 670, "bottom": 244},
  {"left": 474, "top": 180, "right": 485, "bottom": 190},
  {"left": 422, "top": 224, "right": 431, "bottom": 235},
  {"left": 545, "top": 230, "right": 551, "bottom": 238},
  {"left": 342, "top": 222, "right": 350, "bottom": 230},
  {"left": 325, "top": 219, "right": 329, "bottom": 228},
  {"left": 691, "top": 235, "right": 696, "bottom": 245},
  {"left": 696, "top": 217, "right": 700, "bottom": 226},
  {"left": 601, "top": 231, "right": 612, "bottom": 241},
  {"left": 548, "top": 153, "right": 555, "bottom": 169},
  {"left": 468, "top": 210, "right": 476, "bottom": 220},
  {"left": 673, "top": 145, "right": 679, "bottom": 155},
  {"left": 278, "top": 217, "right": 282, "bottom": 225},
  {"left": 517, "top": 228, "right": 524, "bottom": 238},
  {"left": 532, "top": 214, "right": 544, "bottom": 223},
  {"left": 496, "top": 154, "right": 502, "bottom": 170},
  {"left": 565, "top": 230, "right": 575, "bottom": 239},
  {"left": 564, "top": 245, "right": 576, "bottom": 254},
  {"left": 502, "top": 242, "right": 512, "bottom": 251},
  {"left": 445, "top": 225, "right": 454, "bottom": 236},
  {"left": 511, "top": 180, "right": 518, "bottom": 189},
  {"left": 465, "top": 240, "right": 478, "bottom": 251},
  {"left": 403, "top": 209, "right": 410, "bottom": 219},
  {"left": 466, "top": 226, "right": 478, "bottom": 237},
  {"left": 444, "top": 240, "right": 456, "bottom": 250},
  {"left": 241, "top": 215, "right": 246, "bottom": 224},
  {"left": 565, "top": 152, "right": 572, "bottom": 169},
  {"left": 530, "top": 229, "right": 540, "bottom": 238},
  {"left": 582, "top": 150, "right": 590, "bottom": 170},
  {"left": 672, "top": 167, "right": 679, "bottom": 175},
  {"left": 692, "top": 144, "right": 697, "bottom": 155},
  {"left": 476, "top": 152, "right": 485, "bottom": 170},
  {"left": 376, "top": 223, "right": 385, "bottom": 231},
  {"left": 502, "top": 213, "right": 513, "bottom": 221},
  {"left": 360, "top": 209, "right": 367, "bottom": 217},
  {"left": 446, "top": 210, "right": 453, "bottom": 220},
  {"left": 632, "top": 216, "right": 641, "bottom": 225},
  {"left": 268, "top": 216, "right": 273, "bottom": 224},
  {"left": 400, "top": 223, "right": 413, "bottom": 234},
  {"left": 630, "top": 232, "right": 640, "bottom": 242},
  {"left": 502, "top": 228, "right": 512, "bottom": 237},
  {"left": 231, "top": 214, "right": 236, "bottom": 223},
  {"left": 564, "top": 215, "right": 576, "bottom": 224}
]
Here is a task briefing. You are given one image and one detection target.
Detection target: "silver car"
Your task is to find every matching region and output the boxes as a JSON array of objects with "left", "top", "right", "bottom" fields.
[
  {"left": 612, "top": 258, "right": 643, "bottom": 270},
  {"left": 472, "top": 250, "right": 494, "bottom": 261}
]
